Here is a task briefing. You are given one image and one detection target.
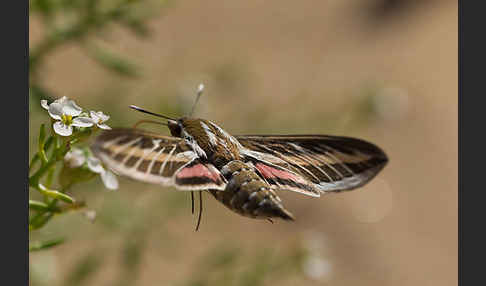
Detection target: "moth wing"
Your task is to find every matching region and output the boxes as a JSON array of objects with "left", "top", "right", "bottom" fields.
[
  {"left": 236, "top": 135, "right": 388, "bottom": 196},
  {"left": 91, "top": 128, "right": 226, "bottom": 191}
]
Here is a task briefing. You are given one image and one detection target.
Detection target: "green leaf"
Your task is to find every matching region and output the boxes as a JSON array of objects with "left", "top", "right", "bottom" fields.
[
  {"left": 38, "top": 124, "right": 48, "bottom": 164},
  {"left": 85, "top": 44, "right": 139, "bottom": 77},
  {"left": 45, "top": 190, "right": 75, "bottom": 204},
  {"left": 38, "top": 184, "right": 75, "bottom": 204},
  {"left": 29, "top": 238, "right": 65, "bottom": 252},
  {"left": 29, "top": 153, "right": 40, "bottom": 174},
  {"left": 55, "top": 135, "right": 62, "bottom": 150},
  {"left": 29, "top": 200, "right": 50, "bottom": 212},
  {"left": 29, "top": 212, "right": 54, "bottom": 230},
  {"left": 44, "top": 136, "right": 54, "bottom": 153}
]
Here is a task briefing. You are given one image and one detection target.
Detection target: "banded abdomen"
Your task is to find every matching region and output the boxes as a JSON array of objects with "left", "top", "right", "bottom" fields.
[{"left": 209, "top": 160, "right": 294, "bottom": 221}]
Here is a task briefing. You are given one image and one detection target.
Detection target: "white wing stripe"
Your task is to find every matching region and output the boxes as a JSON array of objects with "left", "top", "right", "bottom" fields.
[
  {"left": 146, "top": 147, "right": 166, "bottom": 174},
  {"left": 159, "top": 145, "right": 177, "bottom": 176},
  {"left": 111, "top": 137, "right": 142, "bottom": 157},
  {"left": 132, "top": 143, "right": 159, "bottom": 171},
  {"left": 121, "top": 145, "right": 139, "bottom": 165},
  {"left": 101, "top": 136, "right": 128, "bottom": 149}
]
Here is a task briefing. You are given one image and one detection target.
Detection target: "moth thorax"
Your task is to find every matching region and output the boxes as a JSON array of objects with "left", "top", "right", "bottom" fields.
[{"left": 181, "top": 119, "right": 241, "bottom": 164}]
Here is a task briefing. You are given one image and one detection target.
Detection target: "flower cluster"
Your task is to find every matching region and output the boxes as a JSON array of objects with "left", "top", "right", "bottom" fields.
[
  {"left": 41, "top": 96, "right": 111, "bottom": 136},
  {"left": 41, "top": 96, "right": 118, "bottom": 191}
]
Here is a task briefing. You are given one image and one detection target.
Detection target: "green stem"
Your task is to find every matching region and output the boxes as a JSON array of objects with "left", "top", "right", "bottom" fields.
[
  {"left": 29, "top": 135, "right": 70, "bottom": 188},
  {"left": 29, "top": 212, "right": 55, "bottom": 231},
  {"left": 37, "top": 184, "right": 75, "bottom": 204},
  {"left": 29, "top": 158, "right": 57, "bottom": 189},
  {"left": 38, "top": 124, "right": 48, "bottom": 164},
  {"left": 29, "top": 200, "right": 59, "bottom": 212},
  {"left": 29, "top": 184, "right": 73, "bottom": 231},
  {"left": 29, "top": 154, "right": 40, "bottom": 174},
  {"left": 29, "top": 237, "right": 65, "bottom": 251},
  {"left": 46, "top": 165, "right": 55, "bottom": 188},
  {"left": 43, "top": 136, "right": 54, "bottom": 159}
]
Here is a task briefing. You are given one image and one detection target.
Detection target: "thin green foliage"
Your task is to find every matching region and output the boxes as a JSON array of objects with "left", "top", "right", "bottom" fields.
[
  {"left": 29, "top": 0, "right": 166, "bottom": 102},
  {"left": 28, "top": 97, "right": 117, "bottom": 249},
  {"left": 29, "top": 0, "right": 169, "bottom": 251},
  {"left": 29, "top": 237, "right": 65, "bottom": 252}
]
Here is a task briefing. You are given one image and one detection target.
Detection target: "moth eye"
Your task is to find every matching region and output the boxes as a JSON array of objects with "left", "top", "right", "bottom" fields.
[{"left": 168, "top": 123, "right": 182, "bottom": 138}]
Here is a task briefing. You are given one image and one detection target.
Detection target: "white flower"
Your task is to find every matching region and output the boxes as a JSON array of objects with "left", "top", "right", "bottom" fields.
[
  {"left": 100, "top": 168, "right": 119, "bottom": 190},
  {"left": 63, "top": 147, "right": 119, "bottom": 191},
  {"left": 89, "top": 111, "right": 111, "bottom": 130},
  {"left": 83, "top": 210, "right": 97, "bottom": 223},
  {"left": 41, "top": 96, "right": 93, "bottom": 136},
  {"left": 303, "top": 256, "right": 332, "bottom": 281},
  {"left": 301, "top": 231, "right": 332, "bottom": 281},
  {"left": 86, "top": 156, "right": 119, "bottom": 190},
  {"left": 64, "top": 148, "right": 86, "bottom": 168},
  {"left": 197, "top": 83, "right": 204, "bottom": 94}
]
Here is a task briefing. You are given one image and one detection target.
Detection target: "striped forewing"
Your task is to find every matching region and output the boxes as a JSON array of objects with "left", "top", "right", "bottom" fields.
[
  {"left": 236, "top": 135, "right": 388, "bottom": 196},
  {"left": 91, "top": 128, "right": 226, "bottom": 191}
]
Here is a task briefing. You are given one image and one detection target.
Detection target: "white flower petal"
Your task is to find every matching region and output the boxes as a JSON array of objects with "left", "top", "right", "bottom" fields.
[
  {"left": 72, "top": 117, "right": 94, "bottom": 128},
  {"left": 90, "top": 111, "right": 110, "bottom": 123},
  {"left": 97, "top": 123, "right": 112, "bottom": 130},
  {"left": 303, "top": 256, "right": 332, "bottom": 281},
  {"left": 41, "top": 100, "right": 49, "bottom": 110},
  {"left": 98, "top": 112, "right": 110, "bottom": 122},
  {"left": 197, "top": 83, "right": 205, "bottom": 93},
  {"left": 70, "top": 148, "right": 84, "bottom": 157},
  {"left": 53, "top": 121, "right": 73, "bottom": 136},
  {"left": 89, "top": 111, "right": 100, "bottom": 123},
  {"left": 55, "top": 96, "right": 68, "bottom": 104},
  {"left": 83, "top": 210, "right": 97, "bottom": 223},
  {"left": 64, "top": 148, "right": 85, "bottom": 168},
  {"left": 63, "top": 99, "right": 83, "bottom": 116},
  {"left": 87, "top": 156, "right": 104, "bottom": 174},
  {"left": 101, "top": 170, "right": 119, "bottom": 190},
  {"left": 48, "top": 103, "right": 63, "bottom": 120}
]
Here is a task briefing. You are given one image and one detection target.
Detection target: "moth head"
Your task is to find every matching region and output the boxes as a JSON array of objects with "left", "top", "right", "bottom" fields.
[
  {"left": 167, "top": 119, "right": 182, "bottom": 137},
  {"left": 176, "top": 118, "right": 209, "bottom": 141},
  {"left": 128, "top": 105, "right": 203, "bottom": 139}
]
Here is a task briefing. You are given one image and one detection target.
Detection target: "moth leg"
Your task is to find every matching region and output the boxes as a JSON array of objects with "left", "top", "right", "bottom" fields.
[
  {"left": 195, "top": 191, "right": 203, "bottom": 232},
  {"left": 191, "top": 191, "right": 195, "bottom": 215}
]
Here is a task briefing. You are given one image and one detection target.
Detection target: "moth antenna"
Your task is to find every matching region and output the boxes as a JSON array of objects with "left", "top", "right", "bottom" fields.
[
  {"left": 189, "top": 83, "right": 205, "bottom": 117},
  {"left": 190, "top": 191, "right": 195, "bottom": 215},
  {"left": 132, "top": 120, "right": 168, "bottom": 129},
  {"left": 129, "top": 105, "right": 176, "bottom": 121},
  {"left": 195, "top": 191, "right": 203, "bottom": 232}
]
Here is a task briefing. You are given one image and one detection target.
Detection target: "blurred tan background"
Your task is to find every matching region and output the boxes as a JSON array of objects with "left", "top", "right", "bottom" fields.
[{"left": 29, "top": 0, "right": 457, "bottom": 285}]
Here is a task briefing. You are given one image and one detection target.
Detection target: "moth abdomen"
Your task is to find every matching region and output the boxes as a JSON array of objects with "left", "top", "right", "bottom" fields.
[{"left": 210, "top": 161, "right": 294, "bottom": 221}]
